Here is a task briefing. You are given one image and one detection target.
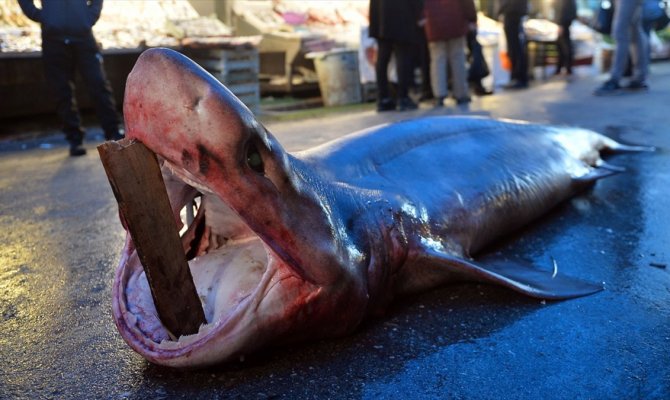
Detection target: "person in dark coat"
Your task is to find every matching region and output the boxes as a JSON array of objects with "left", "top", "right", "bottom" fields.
[
  {"left": 553, "top": 0, "right": 577, "bottom": 75},
  {"left": 369, "top": 0, "right": 424, "bottom": 111},
  {"left": 498, "top": 0, "right": 529, "bottom": 89},
  {"left": 18, "top": 0, "right": 123, "bottom": 157},
  {"left": 423, "top": 0, "right": 478, "bottom": 106}
]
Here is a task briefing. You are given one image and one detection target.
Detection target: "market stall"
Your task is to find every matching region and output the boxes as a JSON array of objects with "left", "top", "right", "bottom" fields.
[
  {"left": 231, "top": 0, "right": 367, "bottom": 95},
  {"left": 0, "top": 0, "right": 260, "bottom": 118}
]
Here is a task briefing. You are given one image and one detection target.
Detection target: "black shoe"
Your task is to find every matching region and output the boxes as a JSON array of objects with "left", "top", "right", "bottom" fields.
[
  {"left": 377, "top": 97, "right": 396, "bottom": 112},
  {"left": 106, "top": 132, "right": 124, "bottom": 141},
  {"left": 418, "top": 91, "right": 434, "bottom": 102},
  {"left": 69, "top": 144, "right": 87, "bottom": 157},
  {"left": 503, "top": 80, "right": 528, "bottom": 90},
  {"left": 456, "top": 97, "right": 471, "bottom": 105},
  {"left": 593, "top": 79, "right": 622, "bottom": 96},
  {"left": 472, "top": 84, "right": 493, "bottom": 96},
  {"left": 434, "top": 96, "right": 446, "bottom": 107},
  {"left": 398, "top": 97, "right": 418, "bottom": 111},
  {"left": 625, "top": 80, "right": 649, "bottom": 91}
]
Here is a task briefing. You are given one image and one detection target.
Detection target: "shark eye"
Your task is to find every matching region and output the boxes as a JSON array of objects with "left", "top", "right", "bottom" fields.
[{"left": 246, "top": 143, "right": 264, "bottom": 174}]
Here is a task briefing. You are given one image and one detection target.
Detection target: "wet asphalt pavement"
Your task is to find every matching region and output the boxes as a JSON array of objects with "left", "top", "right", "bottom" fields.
[{"left": 1, "top": 62, "right": 669, "bottom": 400}]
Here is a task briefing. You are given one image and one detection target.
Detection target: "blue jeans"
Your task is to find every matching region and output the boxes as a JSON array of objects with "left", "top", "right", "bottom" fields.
[{"left": 609, "top": 0, "right": 649, "bottom": 83}]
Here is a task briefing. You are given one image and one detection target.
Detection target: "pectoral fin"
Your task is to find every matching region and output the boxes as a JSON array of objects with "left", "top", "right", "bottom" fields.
[
  {"left": 418, "top": 249, "right": 604, "bottom": 300},
  {"left": 573, "top": 167, "right": 620, "bottom": 184}
]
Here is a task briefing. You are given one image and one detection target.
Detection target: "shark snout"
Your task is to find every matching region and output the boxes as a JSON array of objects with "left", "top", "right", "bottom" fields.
[{"left": 123, "top": 48, "right": 255, "bottom": 176}]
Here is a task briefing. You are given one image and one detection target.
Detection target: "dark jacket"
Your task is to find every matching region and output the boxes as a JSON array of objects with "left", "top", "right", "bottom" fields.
[
  {"left": 369, "top": 0, "right": 424, "bottom": 44},
  {"left": 18, "top": 0, "right": 103, "bottom": 39},
  {"left": 423, "top": 0, "right": 477, "bottom": 41},
  {"left": 498, "top": 0, "right": 529, "bottom": 17},
  {"left": 553, "top": 0, "right": 577, "bottom": 26}
]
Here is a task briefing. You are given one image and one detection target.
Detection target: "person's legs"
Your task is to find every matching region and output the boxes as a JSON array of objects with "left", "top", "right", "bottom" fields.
[
  {"left": 504, "top": 14, "right": 528, "bottom": 86},
  {"left": 641, "top": 17, "right": 653, "bottom": 66},
  {"left": 42, "top": 37, "right": 85, "bottom": 149},
  {"left": 516, "top": 18, "right": 528, "bottom": 85},
  {"left": 609, "top": 0, "right": 637, "bottom": 83},
  {"left": 429, "top": 40, "right": 448, "bottom": 105},
  {"left": 595, "top": 0, "right": 647, "bottom": 95},
  {"left": 503, "top": 16, "right": 520, "bottom": 81},
  {"left": 419, "top": 32, "right": 433, "bottom": 100},
  {"left": 629, "top": 1, "right": 649, "bottom": 85},
  {"left": 466, "top": 30, "right": 492, "bottom": 95},
  {"left": 564, "top": 24, "right": 574, "bottom": 74},
  {"left": 446, "top": 36, "right": 469, "bottom": 102},
  {"left": 394, "top": 42, "right": 416, "bottom": 110},
  {"left": 556, "top": 24, "right": 573, "bottom": 74},
  {"left": 555, "top": 33, "right": 565, "bottom": 74},
  {"left": 75, "top": 34, "right": 121, "bottom": 140},
  {"left": 375, "top": 39, "right": 395, "bottom": 110}
]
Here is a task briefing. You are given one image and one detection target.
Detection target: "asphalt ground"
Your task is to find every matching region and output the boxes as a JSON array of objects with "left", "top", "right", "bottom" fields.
[{"left": 1, "top": 62, "right": 669, "bottom": 399}]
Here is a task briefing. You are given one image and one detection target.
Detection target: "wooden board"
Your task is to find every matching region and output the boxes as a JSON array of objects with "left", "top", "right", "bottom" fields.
[{"left": 98, "top": 139, "right": 206, "bottom": 339}]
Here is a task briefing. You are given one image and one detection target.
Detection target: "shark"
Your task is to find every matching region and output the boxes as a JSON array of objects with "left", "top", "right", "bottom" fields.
[{"left": 110, "top": 48, "right": 648, "bottom": 368}]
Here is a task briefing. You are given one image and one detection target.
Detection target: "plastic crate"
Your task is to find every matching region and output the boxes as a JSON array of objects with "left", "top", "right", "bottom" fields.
[{"left": 187, "top": 47, "right": 260, "bottom": 113}]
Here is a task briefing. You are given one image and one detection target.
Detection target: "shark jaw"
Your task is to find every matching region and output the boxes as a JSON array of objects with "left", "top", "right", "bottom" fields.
[{"left": 111, "top": 157, "right": 318, "bottom": 368}]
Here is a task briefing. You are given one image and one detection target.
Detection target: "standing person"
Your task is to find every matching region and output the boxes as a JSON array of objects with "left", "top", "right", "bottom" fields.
[
  {"left": 467, "top": 29, "right": 493, "bottom": 96},
  {"left": 423, "top": 0, "right": 477, "bottom": 106},
  {"left": 18, "top": 0, "right": 123, "bottom": 157},
  {"left": 498, "top": 0, "right": 529, "bottom": 89},
  {"left": 418, "top": 28, "right": 434, "bottom": 102},
  {"left": 553, "top": 0, "right": 577, "bottom": 76},
  {"left": 369, "top": 0, "right": 423, "bottom": 112},
  {"left": 594, "top": 0, "right": 650, "bottom": 95}
]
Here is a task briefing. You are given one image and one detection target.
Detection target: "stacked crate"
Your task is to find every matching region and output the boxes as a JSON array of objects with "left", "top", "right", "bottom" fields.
[{"left": 185, "top": 46, "right": 260, "bottom": 113}]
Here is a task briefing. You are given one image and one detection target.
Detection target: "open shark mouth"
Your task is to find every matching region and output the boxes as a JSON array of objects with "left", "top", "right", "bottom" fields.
[
  {"left": 112, "top": 156, "right": 297, "bottom": 365},
  {"left": 109, "top": 48, "right": 355, "bottom": 367}
]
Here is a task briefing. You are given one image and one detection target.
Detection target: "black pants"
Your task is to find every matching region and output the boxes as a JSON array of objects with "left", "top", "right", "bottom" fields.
[
  {"left": 503, "top": 14, "right": 528, "bottom": 84},
  {"left": 42, "top": 33, "right": 119, "bottom": 145},
  {"left": 375, "top": 38, "right": 413, "bottom": 100},
  {"left": 556, "top": 24, "right": 573, "bottom": 74},
  {"left": 418, "top": 31, "right": 433, "bottom": 98}
]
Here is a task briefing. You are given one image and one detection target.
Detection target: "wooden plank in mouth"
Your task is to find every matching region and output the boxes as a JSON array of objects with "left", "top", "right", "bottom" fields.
[{"left": 98, "top": 139, "right": 206, "bottom": 339}]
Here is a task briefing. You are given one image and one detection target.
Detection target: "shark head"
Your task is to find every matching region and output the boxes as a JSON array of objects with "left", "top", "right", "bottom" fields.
[{"left": 113, "top": 48, "right": 368, "bottom": 367}]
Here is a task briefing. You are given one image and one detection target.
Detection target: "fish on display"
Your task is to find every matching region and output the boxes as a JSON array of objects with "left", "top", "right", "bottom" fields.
[{"left": 111, "top": 48, "right": 649, "bottom": 368}]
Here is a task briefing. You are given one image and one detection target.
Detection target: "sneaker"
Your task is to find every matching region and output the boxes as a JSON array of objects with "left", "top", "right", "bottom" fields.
[
  {"left": 593, "top": 80, "right": 622, "bottom": 96},
  {"left": 434, "top": 96, "right": 446, "bottom": 108},
  {"left": 456, "top": 97, "right": 471, "bottom": 105},
  {"left": 397, "top": 97, "right": 418, "bottom": 111},
  {"left": 625, "top": 80, "right": 649, "bottom": 91},
  {"left": 376, "top": 97, "right": 396, "bottom": 112},
  {"left": 69, "top": 144, "right": 87, "bottom": 157}
]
